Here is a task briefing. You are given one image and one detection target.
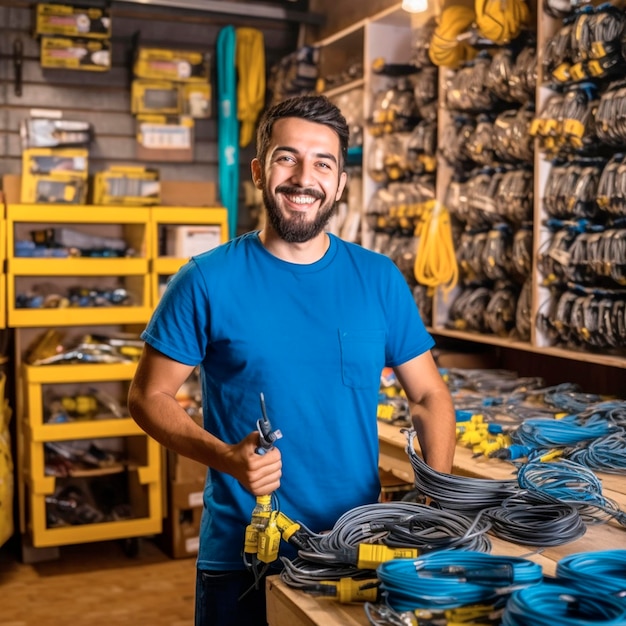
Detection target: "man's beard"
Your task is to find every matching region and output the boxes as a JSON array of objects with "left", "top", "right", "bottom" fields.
[{"left": 263, "top": 184, "right": 338, "bottom": 244}]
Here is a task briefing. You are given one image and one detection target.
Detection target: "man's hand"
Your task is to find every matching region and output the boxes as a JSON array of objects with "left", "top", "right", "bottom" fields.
[{"left": 224, "top": 431, "right": 282, "bottom": 495}]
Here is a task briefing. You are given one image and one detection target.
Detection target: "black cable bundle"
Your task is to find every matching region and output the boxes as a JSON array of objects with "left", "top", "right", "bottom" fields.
[
  {"left": 404, "top": 429, "right": 520, "bottom": 516},
  {"left": 279, "top": 500, "right": 492, "bottom": 588},
  {"left": 482, "top": 490, "right": 586, "bottom": 546}
]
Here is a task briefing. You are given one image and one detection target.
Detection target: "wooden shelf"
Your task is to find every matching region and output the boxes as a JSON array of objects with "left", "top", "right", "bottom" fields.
[{"left": 429, "top": 327, "right": 626, "bottom": 370}]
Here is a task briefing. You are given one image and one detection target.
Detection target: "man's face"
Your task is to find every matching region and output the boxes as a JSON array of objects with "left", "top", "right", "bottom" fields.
[{"left": 252, "top": 117, "right": 347, "bottom": 243}]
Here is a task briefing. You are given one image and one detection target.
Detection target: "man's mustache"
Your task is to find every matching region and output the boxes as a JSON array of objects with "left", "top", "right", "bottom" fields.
[{"left": 275, "top": 185, "right": 325, "bottom": 201}]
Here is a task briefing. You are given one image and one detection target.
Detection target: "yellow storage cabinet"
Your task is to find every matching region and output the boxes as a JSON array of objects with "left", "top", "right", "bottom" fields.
[
  {"left": 150, "top": 206, "right": 228, "bottom": 304},
  {"left": 21, "top": 362, "right": 162, "bottom": 548},
  {"left": 6, "top": 204, "right": 153, "bottom": 327}
]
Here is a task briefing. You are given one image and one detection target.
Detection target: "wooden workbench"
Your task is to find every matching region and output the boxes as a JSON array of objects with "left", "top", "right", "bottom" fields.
[{"left": 267, "top": 422, "right": 626, "bottom": 626}]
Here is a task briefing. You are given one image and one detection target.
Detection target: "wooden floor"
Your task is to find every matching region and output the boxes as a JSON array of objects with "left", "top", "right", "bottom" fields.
[{"left": 0, "top": 537, "right": 196, "bottom": 626}]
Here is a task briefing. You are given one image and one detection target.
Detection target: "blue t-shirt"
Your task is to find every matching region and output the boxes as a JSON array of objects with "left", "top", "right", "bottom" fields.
[{"left": 142, "top": 231, "right": 434, "bottom": 569}]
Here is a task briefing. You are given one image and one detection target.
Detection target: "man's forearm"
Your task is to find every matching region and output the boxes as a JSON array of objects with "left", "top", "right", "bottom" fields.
[{"left": 410, "top": 391, "right": 456, "bottom": 473}]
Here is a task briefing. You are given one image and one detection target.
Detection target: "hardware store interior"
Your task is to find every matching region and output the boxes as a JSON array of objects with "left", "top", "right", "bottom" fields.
[{"left": 1, "top": 0, "right": 625, "bottom": 624}]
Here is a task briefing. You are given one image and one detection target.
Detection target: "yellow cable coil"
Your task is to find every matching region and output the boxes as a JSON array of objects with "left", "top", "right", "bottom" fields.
[
  {"left": 413, "top": 200, "right": 459, "bottom": 298},
  {"left": 428, "top": 4, "right": 477, "bottom": 69},
  {"left": 475, "top": 0, "right": 530, "bottom": 44},
  {"left": 236, "top": 28, "right": 266, "bottom": 148}
]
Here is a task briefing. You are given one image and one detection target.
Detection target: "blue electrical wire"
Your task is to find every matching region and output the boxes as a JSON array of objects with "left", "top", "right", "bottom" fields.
[
  {"left": 516, "top": 458, "right": 626, "bottom": 525},
  {"left": 217, "top": 25, "right": 239, "bottom": 239},
  {"left": 501, "top": 579, "right": 626, "bottom": 625},
  {"left": 512, "top": 414, "right": 618, "bottom": 449},
  {"left": 567, "top": 432, "right": 626, "bottom": 473},
  {"left": 377, "top": 551, "right": 543, "bottom": 611},
  {"left": 577, "top": 400, "right": 626, "bottom": 429},
  {"left": 556, "top": 550, "right": 626, "bottom": 597}
]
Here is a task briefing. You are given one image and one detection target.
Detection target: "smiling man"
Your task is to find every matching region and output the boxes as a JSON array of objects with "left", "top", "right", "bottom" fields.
[{"left": 128, "top": 94, "right": 456, "bottom": 626}]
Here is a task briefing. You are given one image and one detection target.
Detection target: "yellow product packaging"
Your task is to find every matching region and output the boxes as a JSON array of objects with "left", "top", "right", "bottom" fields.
[
  {"left": 134, "top": 47, "right": 210, "bottom": 83},
  {"left": 93, "top": 166, "right": 161, "bottom": 206},
  {"left": 131, "top": 79, "right": 182, "bottom": 115},
  {"left": 40, "top": 36, "right": 111, "bottom": 71},
  {"left": 35, "top": 3, "right": 112, "bottom": 39}
]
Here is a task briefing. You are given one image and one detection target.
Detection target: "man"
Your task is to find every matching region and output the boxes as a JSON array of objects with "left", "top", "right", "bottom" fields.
[{"left": 128, "top": 94, "right": 456, "bottom": 626}]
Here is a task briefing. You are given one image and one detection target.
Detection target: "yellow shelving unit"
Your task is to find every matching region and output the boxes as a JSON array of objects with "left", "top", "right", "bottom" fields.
[
  {"left": 21, "top": 362, "right": 162, "bottom": 548},
  {"left": 150, "top": 206, "right": 229, "bottom": 304},
  {"left": 0, "top": 205, "right": 6, "bottom": 329},
  {"left": 5, "top": 201, "right": 227, "bottom": 556},
  {"left": 6, "top": 204, "right": 153, "bottom": 327}
]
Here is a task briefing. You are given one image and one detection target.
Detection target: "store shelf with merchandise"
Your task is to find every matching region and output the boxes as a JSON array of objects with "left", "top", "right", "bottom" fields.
[
  {"left": 20, "top": 359, "right": 162, "bottom": 550},
  {"left": 0, "top": 204, "right": 6, "bottom": 329},
  {"left": 6, "top": 203, "right": 153, "bottom": 328},
  {"left": 426, "top": 6, "right": 625, "bottom": 371},
  {"left": 315, "top": 2, "right": 626, "bottom": 372},
  {"left": 150, "top": 206, "right": 229, "bottom": 304}
]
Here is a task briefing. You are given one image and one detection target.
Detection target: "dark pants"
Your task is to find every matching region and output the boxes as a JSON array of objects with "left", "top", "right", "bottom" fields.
[{"left": 194, "top": 568, "right": 270, "bottom": 626}]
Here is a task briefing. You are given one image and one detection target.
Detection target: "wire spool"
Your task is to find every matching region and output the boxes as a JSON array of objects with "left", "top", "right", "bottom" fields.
[
  {"left": 483, "top": 490, "right": 586, "bottom": 546},
  {"left": 517, "top": 458, "right": 625, "bottom": 524},
  {"left": 439, "top": 115, "right": 476, "bottom": 168},
  {"left": 378, "top": 551, "right": 542, "bottom": 612},
  {"left": 486, "top": 47, "right": 517, "bottom": 103},
  {"left": 541, "top": 21, "right": 574, "bottom": 84},
  {"left": 429, "top": 5, "right": 478, "bottom": 69},
  {"left": 557, "top": 550, "right": 626, "bottom": 597},
  {"left": 595, "top": 84, "right": 626, "bottom": 147},
  {"left": 496, "top": 169, "right": 533, "bottom": 225},
  {"left": 509, "top": 45, "right": 537, "bottom": 104},
  {"left": 502, "top": 580, "right": 626, "bottom": 626},
  {"left": 475, "top": 0, "right": 530, "bottom": 44},
  {"left": 511, "top": 226, "right": 533, "bottom": 279},
  {"left": 445, "top": 285, "right": 492, "bottom": 332},
  {"left": 481, "top": 225, "right": 514, "bottom": 281},
  {"left": 446, "top": 55, "right": 497, "bottom": 112},
  {"left": 405, "top": 429, "right": 520, "bottom": 516},
  {"left": 484, "top": 282, "right": 519, "bottom": 336},
  {"left": 494, "top": 108, "right": 535, "bottom": 164},
  {"left": 568, "top": 432, "right": 626, "bottom": 473},
  {"left": 465, "top": 116, "right": 497, "bottom": 167},
  {"left": 596, "top": 152, "right": 626, "bottom": 217}
]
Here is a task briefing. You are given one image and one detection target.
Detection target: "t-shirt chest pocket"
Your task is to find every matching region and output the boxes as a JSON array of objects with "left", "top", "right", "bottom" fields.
[{"left": 338, "top": 329, "right": 386, "bottom": 389}]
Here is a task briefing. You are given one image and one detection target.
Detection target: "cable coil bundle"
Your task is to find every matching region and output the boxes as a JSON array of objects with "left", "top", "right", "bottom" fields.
[
  {"left": 556, "top": 549, "right": 626, "bottom": 597},
  {"left": 405, "top": 429, "right": 520, "bottom": 515},
  {"left": 279, "top": 501, "right": 492, "bottom": 589},
  {"left": 482, "top": 490, "right": 586, "bottom": 546},
  {"left": 377, "top": 551, "right": 543, "bottom": 611},
  {"left": 516, "top": 458, "right": 626, "bottom": 525},
  {"left": 501, "top": 580, "right": 626, "bottom": 626}
]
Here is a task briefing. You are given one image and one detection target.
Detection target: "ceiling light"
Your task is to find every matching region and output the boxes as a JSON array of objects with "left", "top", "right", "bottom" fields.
[{"left": 402, "top": 0, "right": 429, "bottom": 12}]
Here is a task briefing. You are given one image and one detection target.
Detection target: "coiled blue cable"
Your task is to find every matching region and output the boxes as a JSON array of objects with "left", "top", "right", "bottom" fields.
[
  {"left": 568, "top": 432, "right": 626, "bottom": 473},
  {"left": 501, "top": 580, "right": 626, "bottom": 625},
  {"left": 377, "top": 551, "right": 543, "bottom": 611},
  {"left": 556, "top": 550, "right": 626, "bottom": 598},
  {"left": 517, "top": 458, "right": 626, "bottom": 525},
  {"left": 512, "top": 414, "right": 617, "bottom": 449}
]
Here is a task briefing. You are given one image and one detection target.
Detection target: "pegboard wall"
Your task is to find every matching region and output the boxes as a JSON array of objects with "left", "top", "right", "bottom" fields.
[{"left": 0, "top": 1, "right": 300, "bottom": 233}]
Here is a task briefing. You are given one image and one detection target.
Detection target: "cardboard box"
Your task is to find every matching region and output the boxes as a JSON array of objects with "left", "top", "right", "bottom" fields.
[
  {"left": 165, "top": 225, "right": 222, "bottom": 257},
  {"left": 161, "top": 479, "right": 205, "bottom": 558},
  {"left": 159, "top": 180, "right": 217, "bottom": 207},
  {"left": 167, "top": 449, "right": 207, "bottom": 484},
  {"left": 1, "top": 175, "right": 21, "bottom": 204}
]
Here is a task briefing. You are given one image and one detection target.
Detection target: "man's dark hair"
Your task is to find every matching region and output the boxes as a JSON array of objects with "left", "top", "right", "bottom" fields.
[{"left": 255, "top": 94, "right": 349, "bottom": 170}]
